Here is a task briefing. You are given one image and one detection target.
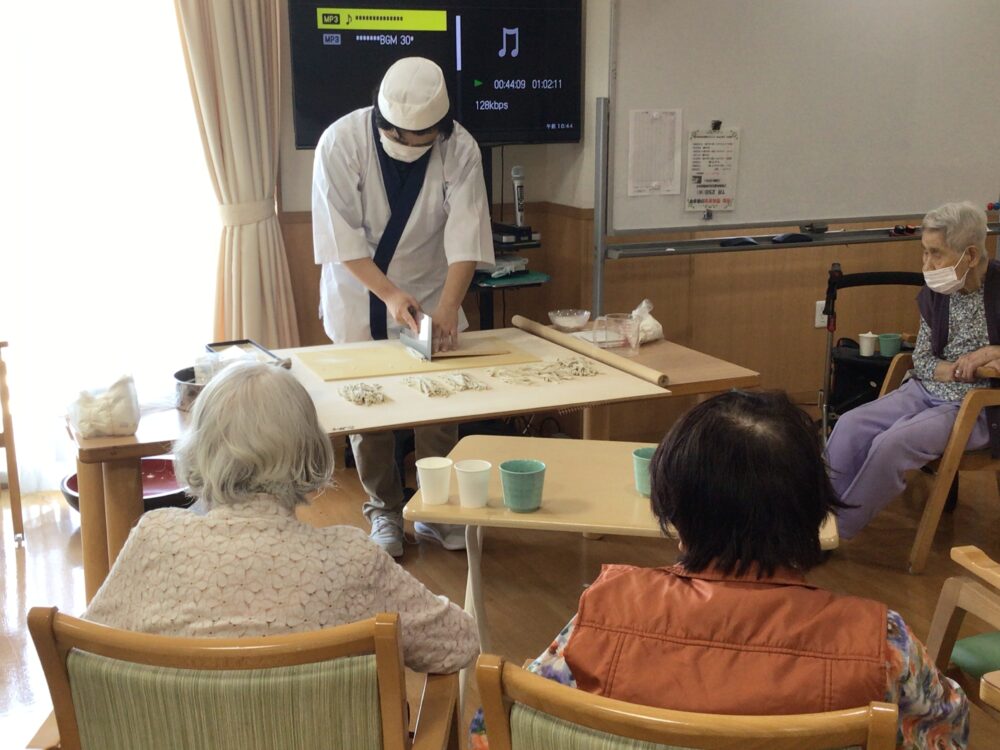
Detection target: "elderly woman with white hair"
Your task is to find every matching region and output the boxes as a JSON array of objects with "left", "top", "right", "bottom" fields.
[
  {"left": 84, "top": 362, "right": 478, "bottom": 674},
  {"left": 827, "top": 201, "right": 1000, "bottom": 539}
]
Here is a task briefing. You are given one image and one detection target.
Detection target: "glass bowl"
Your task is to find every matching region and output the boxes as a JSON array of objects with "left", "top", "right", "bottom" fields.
[{"left": 548, "top": 309, "right": 591, "bottom": 332}]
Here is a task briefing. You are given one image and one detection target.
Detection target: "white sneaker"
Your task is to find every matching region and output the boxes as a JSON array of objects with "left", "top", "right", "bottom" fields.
[
  {"left": 370, "top": 514, "right": 404, "bottom": 558},
  {"left": 414, "top": 522, "right": 467, "bottom": 551}
]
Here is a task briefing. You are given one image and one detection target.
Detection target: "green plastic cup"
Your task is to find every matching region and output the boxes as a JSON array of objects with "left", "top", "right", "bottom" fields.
[
  {"left": 499, "top": 459, "right": 546, "bottom": 513},
  {"left": 878, "top": 333, "right": 902, "bottom": 357},
  {"left": 632, "top": 447, "right": 656, "bottom": 497}
]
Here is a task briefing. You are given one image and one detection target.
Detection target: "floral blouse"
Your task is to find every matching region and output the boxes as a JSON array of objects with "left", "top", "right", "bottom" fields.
[
  {"left": 471, "top": 610, "right": 968, "bottom": 750},
  {"left": 912, "top": 286, "right": 991, "bottom": 402}
]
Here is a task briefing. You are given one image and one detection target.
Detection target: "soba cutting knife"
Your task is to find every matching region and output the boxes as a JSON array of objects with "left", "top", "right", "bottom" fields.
[{"left": 400, "top": 310, "right": 434, "bottom": 361}]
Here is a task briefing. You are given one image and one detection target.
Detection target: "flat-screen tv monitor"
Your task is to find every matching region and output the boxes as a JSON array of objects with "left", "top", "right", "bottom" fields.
[{"left": 287, "top": 0, "right": 583, "bottom": 148}]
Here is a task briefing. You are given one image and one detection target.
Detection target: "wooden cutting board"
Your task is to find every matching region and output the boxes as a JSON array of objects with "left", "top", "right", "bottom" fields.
[
  {"left": 296, "top": 337, "right": 540, "bottom": 381},
  {"left": 429, "top": 339, "right": 510, "bottom": 358}
]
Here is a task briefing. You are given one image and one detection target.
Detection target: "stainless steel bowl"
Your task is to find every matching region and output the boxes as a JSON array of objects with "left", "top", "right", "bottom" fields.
[{"left": 174, "top": 367, "right": 204, "bottom": 412}]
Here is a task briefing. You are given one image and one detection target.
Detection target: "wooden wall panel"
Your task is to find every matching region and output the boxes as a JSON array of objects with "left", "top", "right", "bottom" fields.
[{"left": 280, "top": 212, "right": 326, "bottom": 347}]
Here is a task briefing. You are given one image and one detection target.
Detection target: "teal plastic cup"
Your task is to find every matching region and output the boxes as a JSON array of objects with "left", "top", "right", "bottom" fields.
[
  {"left": 878, "top": 333, "right": 902, "bottom": 357},
  {"left": 499, "top": 459, "right": 546, "bottom": 513},
  {"left": 632, "top": 447, "right": 656, "bottom": 497}
]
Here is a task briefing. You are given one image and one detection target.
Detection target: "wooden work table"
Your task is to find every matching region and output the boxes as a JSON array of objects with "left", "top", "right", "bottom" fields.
[{"left": 69, "top": 328, "right": 758, "bottom": 600}]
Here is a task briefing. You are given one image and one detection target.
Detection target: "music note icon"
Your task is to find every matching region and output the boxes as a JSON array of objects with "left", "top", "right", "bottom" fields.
[{"left": 498, "top": 27, "right": 520, "bottom": 58}]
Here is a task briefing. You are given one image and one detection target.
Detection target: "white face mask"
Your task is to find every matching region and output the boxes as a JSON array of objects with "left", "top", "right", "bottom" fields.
[
  {"left": 379, "top": 133, "right": 433, "bottom": 163},
  {"left": 924, "top": 252, "right": 971, "bottom": 295}
]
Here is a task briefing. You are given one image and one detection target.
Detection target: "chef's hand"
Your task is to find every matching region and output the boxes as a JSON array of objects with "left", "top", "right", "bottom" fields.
[
  {"left": 429, "top": 305, "right": 459, "bottom": 352},
  {"left": 385, "top": 289, "right": 421, "bottom": 333}
]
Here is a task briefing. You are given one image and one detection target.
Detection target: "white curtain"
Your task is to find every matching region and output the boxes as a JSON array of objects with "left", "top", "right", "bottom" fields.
[
  {"left": 1, "top": 3, "right": 218, "bottom": 492},
  {"left": 174, "top": 0, "right": 300, "bottom": 349}
]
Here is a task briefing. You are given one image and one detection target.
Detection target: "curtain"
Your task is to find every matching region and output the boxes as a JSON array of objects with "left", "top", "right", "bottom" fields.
[
  {"left": 174, "top": 0, "right": 299, "bottom": 349},
  {"left": 3, "top": 1, "right": 218, "bottom": 492}
]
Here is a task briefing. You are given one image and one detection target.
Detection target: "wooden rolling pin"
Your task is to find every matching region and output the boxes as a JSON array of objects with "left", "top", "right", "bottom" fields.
[
  {"left": 977, "top": 366, "right": 1000, "bottom": 379},
  {"left": 511, "top": 315, "right": 670, "bottom": 388}
]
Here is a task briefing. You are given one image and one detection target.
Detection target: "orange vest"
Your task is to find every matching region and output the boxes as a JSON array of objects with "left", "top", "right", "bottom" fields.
[{"left": 564, "top": 564, "right": 888, "bottom": 714}]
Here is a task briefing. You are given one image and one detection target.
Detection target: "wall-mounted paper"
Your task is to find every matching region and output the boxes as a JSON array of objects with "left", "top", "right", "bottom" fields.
[
  {"left": 627, "top": 109, "right": 682, "bottom": 197},
  {"left": 685, "top": 128, "right": 740, "bottom": 212}
]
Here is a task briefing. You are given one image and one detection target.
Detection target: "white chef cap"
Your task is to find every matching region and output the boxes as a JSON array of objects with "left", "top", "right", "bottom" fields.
[{"left": 377, "top": 57, "right": 450, "bottom": 131}]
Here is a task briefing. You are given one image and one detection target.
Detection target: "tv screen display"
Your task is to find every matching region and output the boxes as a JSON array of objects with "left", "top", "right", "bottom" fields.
[{"left": 287, "top": 1, "right": 582, "bottom": 148}]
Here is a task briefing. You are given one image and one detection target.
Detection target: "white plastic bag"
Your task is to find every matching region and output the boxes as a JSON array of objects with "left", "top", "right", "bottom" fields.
[
  {"left": 68, "top": 375, "right": 140, "bottom": 438},
  {"left": 630, "top": 298, "right": 664, "bottom": 345}
]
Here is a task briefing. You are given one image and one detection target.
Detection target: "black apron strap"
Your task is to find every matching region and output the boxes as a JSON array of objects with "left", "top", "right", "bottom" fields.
[{"left": 369, "top": 112, "right": 432, "bottom": 340}]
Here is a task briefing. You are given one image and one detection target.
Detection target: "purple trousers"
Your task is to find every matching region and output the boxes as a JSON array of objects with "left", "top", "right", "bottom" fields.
[{"left": 826, "top": 378, "right": 990, "bottom": 539}]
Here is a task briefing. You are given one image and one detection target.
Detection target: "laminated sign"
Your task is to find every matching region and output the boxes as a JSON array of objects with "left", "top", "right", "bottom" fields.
[{"left": 685, "top": 128, "right": 740, "bottom": 211}]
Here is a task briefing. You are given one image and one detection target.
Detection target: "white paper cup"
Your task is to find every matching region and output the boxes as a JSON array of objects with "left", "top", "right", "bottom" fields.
[
  {"left": 454, "top": 460, "right": 492, "bottom": 508},
  {"left": 416, "top": 457, "right": 453, "bottom": 505},
  {"left": 859, "top": 332, "right": 879, "bottom": 357}
]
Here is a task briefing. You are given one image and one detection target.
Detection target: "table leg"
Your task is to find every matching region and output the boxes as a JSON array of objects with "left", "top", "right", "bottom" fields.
[
  {"left": 463, "top": 525, "right": 490, "bottom": 652},
  {"left": 582, "top": 406, "right": 612, "bottom": 540},
  {"left": 459, "top": 525, "right": 488, "bottom": 708},
  {"left": 78, "top": 460, "right": 109, "bottom": 602},
  {"left": 103, "top": 458, "right": 143, "bottom": 569},
  {"left": 582, "top": 404, "right": 611, "bottom": 440}
]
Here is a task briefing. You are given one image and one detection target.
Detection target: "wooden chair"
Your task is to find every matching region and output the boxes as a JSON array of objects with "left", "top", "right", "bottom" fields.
[
  {"left": 476, "top": 654, "right": 898, "bottom": 750},
  {"left": 879, "top": 353, "right": 1000, "bottom": 573},
  {"left": 926, "top": 545, "right": 1000, "bottom": 717},
  {"left": 0, "top": 341, "right": 24, "bottom": 540},
  {"left": 28, "top": 608, "right": 459, "bottom": 750}
]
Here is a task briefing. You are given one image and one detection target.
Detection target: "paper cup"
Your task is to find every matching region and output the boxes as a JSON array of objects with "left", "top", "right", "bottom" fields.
[
  {"left": 859, "top": 332, "right": 879, "bottom": 357},
  {"left": 632, "top": 447, "right": 656, "bottom": 497},
  {"left": 455, "top": 460, "right": 492, "bottom": 508},
  {"left": 500, "top": 459, "right": 546, "bottom": 513},
  {"left": 416, "top": 457, "right": 453, "bottom": 505}
]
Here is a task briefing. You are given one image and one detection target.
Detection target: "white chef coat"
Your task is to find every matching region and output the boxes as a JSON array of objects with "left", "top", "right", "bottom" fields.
[{"left": 312, "top": 107, "right": 494, "bottom": 343}]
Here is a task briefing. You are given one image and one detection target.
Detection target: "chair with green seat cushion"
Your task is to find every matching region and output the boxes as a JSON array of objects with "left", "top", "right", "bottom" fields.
[
  {"left": 950, "top": 632, "right": 1000, "bottom": 682},
  {"left": 927, "top": 545, "right": 1000, "bottom": 718},
  {"left": 28, "top": 608, "right": 459, "bottom": 750},
  {"left": 477, "top": 654, "right": 898, "bottom": 750},
  {"left": 512, "top": 705, "right": 684, "bottom": 750},
  {"left": 67, "top": 651, "right": 382, "bottom": 750}
]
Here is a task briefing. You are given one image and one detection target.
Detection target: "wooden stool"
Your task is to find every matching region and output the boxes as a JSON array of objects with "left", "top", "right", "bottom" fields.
[{"left": 0, "top": 342, "right": 24, "bottom": 540}]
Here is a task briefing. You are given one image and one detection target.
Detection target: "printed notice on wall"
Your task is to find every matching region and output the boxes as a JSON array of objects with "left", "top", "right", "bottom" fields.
[
  {"left": 685, "top": 128, "right": 740, "bottom": 211},
  {"left": 627, "top": 109, "right": 682, "bottom": 197}
]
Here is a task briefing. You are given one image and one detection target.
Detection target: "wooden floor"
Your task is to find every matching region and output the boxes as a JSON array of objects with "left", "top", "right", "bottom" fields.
[{"left": 3, "top": 465, "right": 1000, "bottom": 748}]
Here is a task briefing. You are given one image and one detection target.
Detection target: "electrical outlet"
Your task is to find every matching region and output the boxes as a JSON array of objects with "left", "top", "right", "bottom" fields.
[{"left": 814, "top": 300, "right": 828, "bottom": 328}]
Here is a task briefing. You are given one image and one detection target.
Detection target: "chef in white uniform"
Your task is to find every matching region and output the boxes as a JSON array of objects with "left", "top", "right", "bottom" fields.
[{"left": 312, "top": 57, "right": 493, "bottom": 557}]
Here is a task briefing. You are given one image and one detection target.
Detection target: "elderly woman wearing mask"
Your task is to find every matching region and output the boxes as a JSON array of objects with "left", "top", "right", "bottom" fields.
[
  {"left": 84, "top": 362, "right": 477, "bottom": 675},
  {"left": 827, "top": 201, "right": 1000, "bottom": 539}
]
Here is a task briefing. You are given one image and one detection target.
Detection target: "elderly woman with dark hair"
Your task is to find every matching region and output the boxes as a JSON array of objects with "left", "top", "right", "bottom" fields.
[
  {"left": 471, "top": 391, "right": 967, "bottom": 750},
  {"left": 85, "top": 362, "right": 478, "bottom": 675}
]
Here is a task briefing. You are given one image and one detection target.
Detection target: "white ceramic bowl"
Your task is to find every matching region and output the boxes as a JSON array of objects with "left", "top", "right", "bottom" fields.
[{"left": 548, "top": 309, "right": 591, "bottom": 331}]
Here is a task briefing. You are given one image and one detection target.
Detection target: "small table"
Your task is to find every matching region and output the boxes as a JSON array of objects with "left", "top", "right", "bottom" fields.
[
  {"left": 403, "top": 434, "right": 839, "bottom": 653},
  {"left": 403, "top": 435, "right": 663, "bottom": 654},
  {"left": 73, "top": 408, "right": 186, "bottom": 600}
]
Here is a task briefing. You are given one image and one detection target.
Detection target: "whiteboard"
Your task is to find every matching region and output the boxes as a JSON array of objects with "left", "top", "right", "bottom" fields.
[{"left": 609, "top": 0, "right": 1000, "bottom": 232}]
